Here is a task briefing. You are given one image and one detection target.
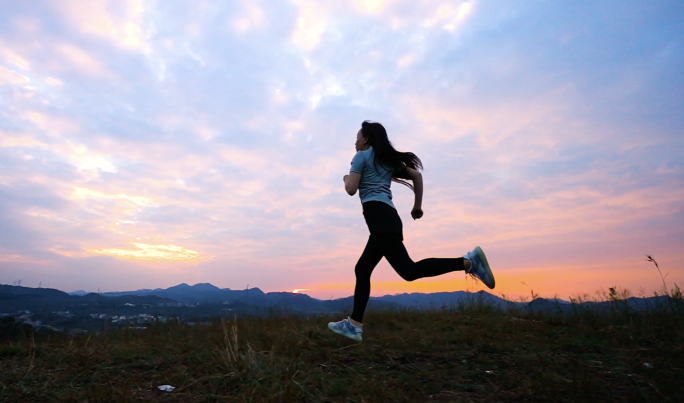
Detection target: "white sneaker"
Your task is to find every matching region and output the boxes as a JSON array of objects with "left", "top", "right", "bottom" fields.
[
  {"left": 464, "top": 246, "right": 495, "bottom": 289},
  {"left": 328, "top": 317, "right": 363, "bottom": 341}
]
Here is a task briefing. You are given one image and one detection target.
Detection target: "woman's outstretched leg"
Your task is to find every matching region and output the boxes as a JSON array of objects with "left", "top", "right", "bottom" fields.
[
  {"left": 350, "top": 236, "right": 383, "bottom": 323},
  {"left": 380, "top": 233, "right": 465, "bottom": 281}
]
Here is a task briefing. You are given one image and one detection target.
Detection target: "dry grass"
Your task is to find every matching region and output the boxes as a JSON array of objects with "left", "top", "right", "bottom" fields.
[{"left": 0, "top": 289, "right": 682, "bottom": 402}]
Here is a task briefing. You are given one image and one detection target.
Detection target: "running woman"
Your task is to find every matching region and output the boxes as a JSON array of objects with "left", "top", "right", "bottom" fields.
[{"left": 328, "top": 121, "right": 495, "bottom": 341}]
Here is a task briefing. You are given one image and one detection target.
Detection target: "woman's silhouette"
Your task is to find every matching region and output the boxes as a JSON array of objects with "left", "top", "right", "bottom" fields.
[{"left": 328, "top": 121, "right": 495, "bottom": 341}]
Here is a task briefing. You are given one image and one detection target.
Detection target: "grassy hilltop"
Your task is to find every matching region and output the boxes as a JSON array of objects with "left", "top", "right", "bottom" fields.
[{"left": 1, "top": 292, "right": 683, "bottom": 402}]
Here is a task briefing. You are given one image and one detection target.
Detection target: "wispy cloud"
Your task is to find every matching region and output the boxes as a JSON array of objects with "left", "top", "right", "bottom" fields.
[{"left": 90, "top": 243, "right": 205, "bottom": 261}]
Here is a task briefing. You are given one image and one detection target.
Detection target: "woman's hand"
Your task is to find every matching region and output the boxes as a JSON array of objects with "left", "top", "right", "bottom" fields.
[{"left": 411, "top": 206, "right": 423, "bottom": 220}]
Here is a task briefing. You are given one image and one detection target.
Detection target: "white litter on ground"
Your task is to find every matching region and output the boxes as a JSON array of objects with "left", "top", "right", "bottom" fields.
[{"left": 158, "top": 385, "right": 175, "bottom": 392}]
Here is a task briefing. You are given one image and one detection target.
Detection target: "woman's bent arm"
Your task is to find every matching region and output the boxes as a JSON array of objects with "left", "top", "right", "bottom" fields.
[
  {"left": 344, "top": 172, "right": 361, "bottom": 195},
  {"left": 406, "top": 167, "right": 423, "bottom": 219}
]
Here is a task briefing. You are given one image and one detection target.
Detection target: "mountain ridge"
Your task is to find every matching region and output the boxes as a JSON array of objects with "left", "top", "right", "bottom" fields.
[{"left": 1, "top": 283, "right": 673, "bottom": 315}]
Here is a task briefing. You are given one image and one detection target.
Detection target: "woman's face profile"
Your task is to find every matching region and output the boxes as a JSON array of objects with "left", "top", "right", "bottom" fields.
[{"left": 355, "top": 130, "right": 368, "bottom": 152}]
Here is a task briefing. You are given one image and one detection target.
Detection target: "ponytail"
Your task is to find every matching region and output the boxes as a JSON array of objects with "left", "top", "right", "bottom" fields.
[{"left": 360, "top": 120, "right": 422, "bottom": 190}]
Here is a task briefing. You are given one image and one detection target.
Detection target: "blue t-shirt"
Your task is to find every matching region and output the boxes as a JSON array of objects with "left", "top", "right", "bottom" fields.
[{"left": 350, "top": 146, "right": 397, "bottom": 209}]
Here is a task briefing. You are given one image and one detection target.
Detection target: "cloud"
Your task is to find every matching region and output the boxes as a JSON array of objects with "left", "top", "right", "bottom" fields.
[
  {"left": 292, "top": 0, "right": 330, "bottom": 50},
  {"left": 232, "top": 2, "right": 265, "bottom": 33},
  {"left": 56, "top": 44, "right": 110, "bottom": 77},
  {"left": 55, "top": 0, "right": 150, "bottom": 52},
  {"left": 0, "top": 46, "right": 30, "bottom": 70},
  {"left": 45, "top": 77, "right": 63, "bottom": 86},
  {"left": 24, "top": 112, "right": 80, "bottom": 138},
  {"left": 89, "top": 243, "right": 204, "bottom": 261},
  {"left": 0, "top": 66, "right": 29, "bottom": 85},
  {"left": 351, "top": 0, "right": 392, "bottom": 14},
  {"left": 64, "top": 145, "right": 117, "bottom": 172},
  {"left": 70, "top": 187, "right": 150, "bottom": 207},
  {"left": 422, "top": 1, "right": 474, "bottom": 31},
  {"left": 0, "top": 132, "right": 46, "bottom": 148}
]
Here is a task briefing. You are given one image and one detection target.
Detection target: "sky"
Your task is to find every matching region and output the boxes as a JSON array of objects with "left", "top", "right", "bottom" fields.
[{"left": 1, "top": 0, "right": 683, "bottom": 300}]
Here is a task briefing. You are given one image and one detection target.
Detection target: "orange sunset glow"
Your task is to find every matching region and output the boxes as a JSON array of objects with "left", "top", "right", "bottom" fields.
[{"left": 0, "top": 0, "right": 682, "bottom": 301}]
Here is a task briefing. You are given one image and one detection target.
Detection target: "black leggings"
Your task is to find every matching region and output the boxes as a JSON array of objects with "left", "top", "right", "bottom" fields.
[{"left": 351, "top": 232, "right": 465, "bottom": 322}]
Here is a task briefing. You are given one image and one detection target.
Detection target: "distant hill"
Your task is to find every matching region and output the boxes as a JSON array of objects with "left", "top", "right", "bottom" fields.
[
  {"left": 0, "top": 285, "right": 175, "bottom": 312},
  {"left": 83, "top": 284, "right": 364, "bottom": 312},
  {"left": 89, "top": 283, "right": 265, "bottom": 303},
  {"left": 0, "top": 284, "right": 71, "bottom": 302},
  {"left": 373, "top": 290, "right": 516, "bottom": 309},
  {"left": 75, "top": 284, "right": 506, "bottom": 312},
  {"left": 3, "top": 283, "right": 675, "bottom": 316}
]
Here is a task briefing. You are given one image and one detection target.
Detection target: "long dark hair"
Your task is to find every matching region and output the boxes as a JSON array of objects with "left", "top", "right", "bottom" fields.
[{"left": 360, "top": 120, "right": 423, "bottom": 189}]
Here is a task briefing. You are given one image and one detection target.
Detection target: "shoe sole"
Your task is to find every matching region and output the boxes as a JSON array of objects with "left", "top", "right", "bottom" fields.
[
  {"left": 474, "top": 246, "right": 495, "bottom": 289},
  {"left": 328, "top": 323, "right": 362, "bottom": 341}
]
